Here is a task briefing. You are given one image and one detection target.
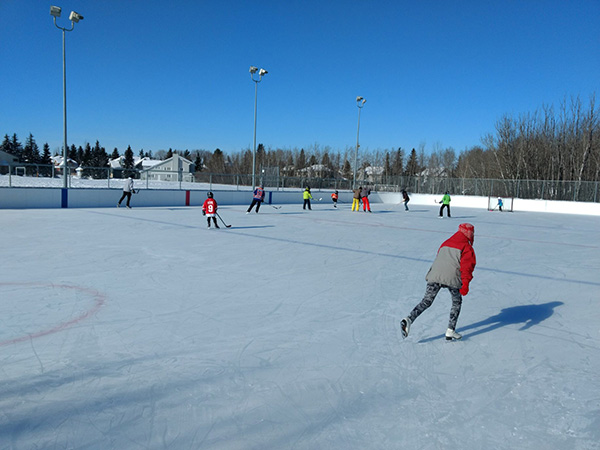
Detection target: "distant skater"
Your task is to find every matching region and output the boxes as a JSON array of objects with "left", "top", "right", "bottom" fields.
[
  {"left": 497, "top": 197, "right": 503, "bottom": 212},
  {"left": 361, "top": 186, "right": 372, "bottom": 212},
  {"left": 303, "top": 186, "right": 313, "bottom": 210},
  {"left": 352, "top": 187, "right": 361, "bottom": 211},
  {"left": 439, "top": 191, "right": 451, "bottom": 218},
  {"left": 247, "top": 185, "right": 265, "bottom": 213},
  {"left": 203, "top": 192, "right": 219, "bottom": 228},
  {"left": 331, "top": 190, "right": 339, "bottom": 208},
  {"left": 117, "top": 176, "right": 135, "bottom": 209},
  {"left": 400, "top": 223, "right": 476, "bottom": 341},
  {"left": 401, "top": 189, "right": 410, "bottom": 211}
]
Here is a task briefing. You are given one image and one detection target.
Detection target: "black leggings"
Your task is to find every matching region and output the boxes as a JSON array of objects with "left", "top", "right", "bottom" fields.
[
  {"left": 247, "top": 199, "right": 262, "bottom": 212},
  {"left": 118, "top": 191, "right": 132, "bottom": 207},
  {"left": 439, "top": 204, "right": 451, "bottom": 217}
]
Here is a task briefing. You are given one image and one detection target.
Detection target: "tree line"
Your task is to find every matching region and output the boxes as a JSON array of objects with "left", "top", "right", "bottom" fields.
[{"left": 2, "top": 95, "right": 598, "bottom": 183}]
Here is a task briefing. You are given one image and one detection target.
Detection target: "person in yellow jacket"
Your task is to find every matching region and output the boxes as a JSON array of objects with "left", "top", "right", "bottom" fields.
[
  {"left": 439, "top": 191, "right": 451, "bottom": 218},
  {"left": 303, "top": 186, "right": 313, "bottom": 210},
  {"left": 352, "top": 187, "right": 361, "bottom": 211}
]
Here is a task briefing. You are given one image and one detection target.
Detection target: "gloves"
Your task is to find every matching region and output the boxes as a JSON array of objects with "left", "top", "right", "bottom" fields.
[
  {"left": 202, "top": 210, "right": 206, "bottom": 216},
  {"left": 460, "top": 285, "right": 469, "bottom": 296}
]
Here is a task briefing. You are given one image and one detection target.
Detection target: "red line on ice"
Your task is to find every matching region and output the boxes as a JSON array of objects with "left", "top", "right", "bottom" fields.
[{"left": 0, "top": 282, "right": 106, "bottom": 347}]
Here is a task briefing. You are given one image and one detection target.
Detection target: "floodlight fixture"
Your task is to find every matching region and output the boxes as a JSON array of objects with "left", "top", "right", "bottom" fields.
[
  {"left": 69, "top": 11, "right": 84, "bottom": 23},
  {"left": 50, "top": 6, "right": 62, "bottom": 17},
  {"left": 259, "top": 68, "right": 268, "bottom": 76},
  {"left": 356, "top": 96, "right": 366, "bottom": 106},
  {"left": 249, "top": 66, "right": 258, "bottom": 74}
]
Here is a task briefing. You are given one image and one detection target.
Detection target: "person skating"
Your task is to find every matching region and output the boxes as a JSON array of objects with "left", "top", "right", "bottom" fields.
[
  {"left": 202, "top": 192, "right": 220, "bottom": 229},
  {"left": 361, "top": 186, "right": 372, "bottom": 212},
  {"left": 117, "top": 176, "right": 135, "bottom": 209},
  {"left": 303, "top": 186, "right": 313, "bottom": 210},
  {"left": 352, "top": 187, "right": 361, "bottom": 211},
  {"left": 401, "top": 189, "right": 410, "bottom": 211},
  {"left": 439, "top": 191, "right": 451, "bottom": 217},
  {"left": 331, "top": 190, "right": 339, "bottom": 208},
  {"left": 497, "top": 197, "right": 503, "bottom": 212},
  {"left": 400, "top": 223, "right": 476, "bottom": 341},
  {"left": 247, "top": 185, "right": 265, "bottom": 213}
]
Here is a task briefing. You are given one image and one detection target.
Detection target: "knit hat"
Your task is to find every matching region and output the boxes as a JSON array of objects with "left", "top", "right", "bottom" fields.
[{"left": 459, "top": 223, "right": 475, "bottom": 243}]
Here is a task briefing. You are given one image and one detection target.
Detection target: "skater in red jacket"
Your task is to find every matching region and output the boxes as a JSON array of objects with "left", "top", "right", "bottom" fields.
[
  {"left": 400, "top": 223, "right": 476, "bottom": 340},
  {"left": 202, "top": 192, "right": 220, "bottom": 229}
]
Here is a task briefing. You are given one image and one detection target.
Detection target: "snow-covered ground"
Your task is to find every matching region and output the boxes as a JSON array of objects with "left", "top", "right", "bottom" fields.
[{"left": 1, "top": 202, "right": 599, "bottom": 449}]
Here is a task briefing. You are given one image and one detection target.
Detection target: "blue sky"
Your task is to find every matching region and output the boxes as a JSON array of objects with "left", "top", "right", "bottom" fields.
[{"left": 1, "top": 0, "right": 599, "bottom": 157}]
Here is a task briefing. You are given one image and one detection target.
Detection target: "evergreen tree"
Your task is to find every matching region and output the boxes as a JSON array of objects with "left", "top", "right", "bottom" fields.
[
  {"left": 82, "top": 143, "right": 93, "bottom": 167},
  {"left": 384, "top": 152, "right": 392, "bottom": 180},
  {"left": 139, "top": 149, "right": 145, "bottom": 159},
  {"left": 123, "top": 145, "right": 135, "bottom": 177},
  {"left": 111, "top": 148, "right": 120, "bottom": 159},
  {"left": 166, "top": 148, "right": 173, "bottom": 159},
  {"left": 0, "top": 134, "right": 11, "bottom": 155},
  {"left": 68, "top": 144, "right": 78, "bottom": 163},
  {"left": 41, "top": 143, "right": 52, "bottom": 165},
  {"left": 392, "top": 147, "right": 405, "bottom": 176},
  {"left": 10, "top": 134, "right": 23, "bottom": 161},
  {"left": 405, "top": 148, "right": 419, "bottom": 176},
  {"left": 296, "top": 149, "right": 306, "bottom": 174},
  {"left": 256, "top": 143, "right": 265, "bottom": 170},
  {"left": 194, "top": 153, "right": 203, "bottom": 172},
  {"left": 22, "top": 133, "right": 40, "bottom": 163}
]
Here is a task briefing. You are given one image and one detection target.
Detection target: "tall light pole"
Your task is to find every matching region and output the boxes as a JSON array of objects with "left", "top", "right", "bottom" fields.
[
  {"left": 50, "top": 6, "right": 84, "bottom": 188},
  {"left": 249, "top": 66, "right": 267, "bottom": 190},
  {"left": 353, "top": 96, "right": 366, "bottom": 189}
]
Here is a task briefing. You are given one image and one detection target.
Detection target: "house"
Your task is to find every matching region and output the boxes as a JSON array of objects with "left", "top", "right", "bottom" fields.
[
  {"left": 51, "top": 155, "right": 79, "bottom": 174},
  {"left": 140, "top": 154, "right": 194, "bottom": 182},
  {"left": 109, "top": 156, "right": 161, "bottom": 178},
  {"left": 0, "top": 150, "right": 18, "bottom": 165}
]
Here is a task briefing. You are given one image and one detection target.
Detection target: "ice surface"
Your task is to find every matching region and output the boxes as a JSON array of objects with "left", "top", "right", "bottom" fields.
[{"left": 1, "top": 202, "right": 599, "bottom": 449}]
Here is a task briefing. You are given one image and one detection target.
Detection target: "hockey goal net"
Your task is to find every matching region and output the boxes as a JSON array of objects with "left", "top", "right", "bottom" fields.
[{"left": 487, "top": 196, "right": 513, "bottom": 212}]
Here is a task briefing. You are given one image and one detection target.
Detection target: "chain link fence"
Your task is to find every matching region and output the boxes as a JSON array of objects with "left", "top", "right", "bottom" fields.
[{"left": 1, "top": 163, "right": 598, "bottom": 202}]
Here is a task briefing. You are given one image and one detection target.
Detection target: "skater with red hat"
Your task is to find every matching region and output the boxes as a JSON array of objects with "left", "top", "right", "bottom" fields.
[{"left": 400, "top": 223, "right": 476, "bottom": 340}]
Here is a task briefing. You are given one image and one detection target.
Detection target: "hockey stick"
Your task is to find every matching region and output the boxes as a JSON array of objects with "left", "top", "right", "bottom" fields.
[
  {"left": 270, "top": 205, "right": 282, "bottom": 209},
  {"left": 215, "top": 212, "right": 232, "bottom": 228}
]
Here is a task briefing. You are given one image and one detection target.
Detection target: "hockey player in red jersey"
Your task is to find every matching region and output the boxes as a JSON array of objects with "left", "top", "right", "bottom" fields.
[{"left": 202, "top": 192, "right": 220, "bottom": 229}]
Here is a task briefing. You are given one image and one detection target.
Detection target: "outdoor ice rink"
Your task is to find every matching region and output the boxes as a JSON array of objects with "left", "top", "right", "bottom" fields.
[{"left": 1, "top": 201, "right": 599, "bottom": 449}]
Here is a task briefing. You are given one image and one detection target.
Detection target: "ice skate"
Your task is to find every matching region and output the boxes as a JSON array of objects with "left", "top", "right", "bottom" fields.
[
  {"left": 445, "top": 328, "right": 462, "bottom": 341},
  {"left": 400, "top": 317, "right": 411, "bottom": 338}
]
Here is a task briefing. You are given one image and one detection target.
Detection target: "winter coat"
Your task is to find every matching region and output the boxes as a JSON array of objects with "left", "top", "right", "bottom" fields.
[
  {"left": 402, "top": 190, "right": 409, "bottom": 201},
  {"left": 425, "top": 225, "right": 476, "bottom": 293},
  {"left": 253, "top": 187, "right": 265, "bottom": 201},
  {"left": 353, "top": 189, "right": 361, "bottom": 199},
  {"left": 441, "top": 194, "right": 451, "bottom": 205},
  {"left": 360, "top": 187, "right": 371, "bottom": 198},
  {"left": 303, "top": 190, "right": 313, "bottom": 200},
  {"left": 123, "top": 178, "right": 134, "bottom": 193}
]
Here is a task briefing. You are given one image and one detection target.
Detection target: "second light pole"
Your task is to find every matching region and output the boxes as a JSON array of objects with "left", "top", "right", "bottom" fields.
[
  {"left": 50, "top": 5, "right": 84, "bottom": 189},
  {"left": 353, "top": 96, "right": 366, "bottom": 190},
  {"left": 249, "top": 66, "right": 268, "bottom": 190}
]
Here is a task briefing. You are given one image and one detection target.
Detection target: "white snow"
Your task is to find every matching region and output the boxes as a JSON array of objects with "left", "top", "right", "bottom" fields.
[{"left": 1, "top": 203, "right": 599, "bottom": 449}]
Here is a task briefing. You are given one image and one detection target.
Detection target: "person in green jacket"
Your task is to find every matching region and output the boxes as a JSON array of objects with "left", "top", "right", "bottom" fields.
[
  {"left": 303, "top": 186, "right": 313, "bottom": 210},
  {"left": 439, "top": 191, "right": 451, "bottom": 218}
]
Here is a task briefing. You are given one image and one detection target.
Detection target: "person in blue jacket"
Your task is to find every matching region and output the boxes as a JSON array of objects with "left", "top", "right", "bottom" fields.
[{"left": 247, "top": 185, "right": 265, "bottom": 213}]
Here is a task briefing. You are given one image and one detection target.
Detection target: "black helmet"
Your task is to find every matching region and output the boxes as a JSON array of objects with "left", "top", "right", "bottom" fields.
[{"left": 207, "top": 191, "right": 213, "bottom": 198}]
